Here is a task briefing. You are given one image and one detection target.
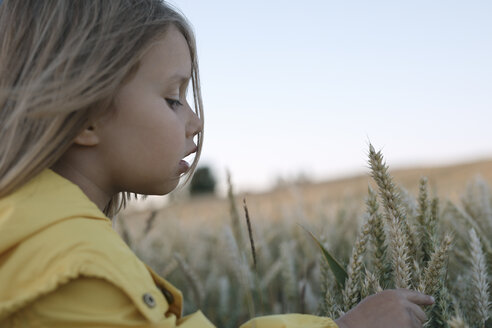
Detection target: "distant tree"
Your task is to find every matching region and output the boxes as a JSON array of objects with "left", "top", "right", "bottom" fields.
[{"left": 190, "top": 166, "right": 216, "bottom": 196}]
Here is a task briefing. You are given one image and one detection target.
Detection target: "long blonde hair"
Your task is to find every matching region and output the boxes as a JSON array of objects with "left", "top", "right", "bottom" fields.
[{"left": 0, "top": 0, "right": 203, "bottom": 217}]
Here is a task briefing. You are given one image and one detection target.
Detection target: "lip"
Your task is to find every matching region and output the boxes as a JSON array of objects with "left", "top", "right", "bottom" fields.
[
  {"left": 179, "top": 159, "right": 190, "bottom": 173},
  {"left": 179, "top": 146, "right": 197, "bottom": 174},
  {"left": 183, "top": 146, "right": 198, "bottom": 158}
]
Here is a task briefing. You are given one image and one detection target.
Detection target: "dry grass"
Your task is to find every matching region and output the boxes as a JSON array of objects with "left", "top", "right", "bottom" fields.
[
  {"left": 114, "top": 153, "right": 492, "bottom": 328},
  {"left": 121, "top": 158, "right": 492, "bottom": 233}
]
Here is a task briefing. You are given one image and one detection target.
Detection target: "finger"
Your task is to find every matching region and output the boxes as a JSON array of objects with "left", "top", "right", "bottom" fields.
[
  {"left": 410, "top": 312, "right": 423, "bottom": 328},
  {"left": 407, "top": 302, "right": 428, "bottom": 323},
  {"left": 397, "top": 289, "right": 434, "bottom": 305}
]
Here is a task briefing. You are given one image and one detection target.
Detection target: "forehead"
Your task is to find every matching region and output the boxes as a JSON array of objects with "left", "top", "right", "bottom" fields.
[{"left": 138, "top": 26, "right": 192, "bottom": 85}]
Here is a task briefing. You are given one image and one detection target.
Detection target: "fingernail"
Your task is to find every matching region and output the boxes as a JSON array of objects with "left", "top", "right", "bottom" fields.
[{"left": 430, "top": 296, "right": 435, "bottom": 303}]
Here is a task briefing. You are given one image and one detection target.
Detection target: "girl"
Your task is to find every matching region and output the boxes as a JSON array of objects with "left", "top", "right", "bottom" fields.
[{"left": 0, "top": 1, "right": 434, "bottom": 327}]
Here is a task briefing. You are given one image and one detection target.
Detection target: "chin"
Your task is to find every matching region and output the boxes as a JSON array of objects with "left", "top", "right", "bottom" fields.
[
  {"left": 153, "top": 179, "right": 180, "bottom": 196},
  {"left": 131, "top": 174, "right": 180, "bottom": 196}
]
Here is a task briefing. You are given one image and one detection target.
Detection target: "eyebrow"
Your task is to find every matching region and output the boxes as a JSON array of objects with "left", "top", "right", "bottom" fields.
[{"left": 166, "top": 73, "right": 191, "bottom": 84}]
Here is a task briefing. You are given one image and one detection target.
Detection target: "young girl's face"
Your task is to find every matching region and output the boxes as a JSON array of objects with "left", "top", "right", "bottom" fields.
[{"left": 94, "top": 25, "right": 202, "bottom": 196}]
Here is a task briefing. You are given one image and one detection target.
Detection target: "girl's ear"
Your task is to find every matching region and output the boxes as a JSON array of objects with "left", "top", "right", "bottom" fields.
[{"left": 73, "top": 125, "right": 100, "bottom": 146}]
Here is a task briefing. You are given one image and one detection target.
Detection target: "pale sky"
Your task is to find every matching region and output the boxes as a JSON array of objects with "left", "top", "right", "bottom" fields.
[{"left": 166, "top": 0, "right": 492, "bottom": 194}]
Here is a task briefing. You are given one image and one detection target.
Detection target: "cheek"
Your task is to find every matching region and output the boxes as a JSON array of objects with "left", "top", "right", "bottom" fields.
[
  {"left": 102, "top": 97, "right": 186, "bottom": 176},
  {"left": 144, "top": 119, "right": 185, "bottom": 166}
]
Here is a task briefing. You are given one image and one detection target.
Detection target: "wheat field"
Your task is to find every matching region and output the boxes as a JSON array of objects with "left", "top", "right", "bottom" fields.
[{"left": 115, "top": 148, "right": 492, "bottom": 328}]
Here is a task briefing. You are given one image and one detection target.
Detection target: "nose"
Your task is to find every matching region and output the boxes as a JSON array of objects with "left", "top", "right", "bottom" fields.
[{"left": 186, "top": 107, "right": 203, "bottom": 138}]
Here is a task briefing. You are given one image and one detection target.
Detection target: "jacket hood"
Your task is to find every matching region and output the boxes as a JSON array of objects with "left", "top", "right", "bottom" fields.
[
  {"left": 0, "top": 168, "right": 109, "bottom": 254},
  {"left": 0, "top": 169, "right": 185, "bottom": 322}
]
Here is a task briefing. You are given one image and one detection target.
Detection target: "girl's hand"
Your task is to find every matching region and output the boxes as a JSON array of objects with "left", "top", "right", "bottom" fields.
[{"left": 335, "top": 289, "right": 435, "bottom": 328}]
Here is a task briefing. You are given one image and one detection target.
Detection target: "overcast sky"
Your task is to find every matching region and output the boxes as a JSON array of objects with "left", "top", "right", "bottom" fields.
[{"left": 165, "top": 0, "right": 492, "bottom": 194}]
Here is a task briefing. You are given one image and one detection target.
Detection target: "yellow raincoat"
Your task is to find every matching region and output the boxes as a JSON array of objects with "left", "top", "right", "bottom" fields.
[{"left": 0, "top": 169, "right": 337, "bottom": 327}]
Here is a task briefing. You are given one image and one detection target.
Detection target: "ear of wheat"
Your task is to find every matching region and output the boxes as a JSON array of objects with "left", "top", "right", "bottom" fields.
[
  {"left": 318, "top": 145, "right": 455, "bottom": 326},
  {"left": 124, "top": 144, "right": 492, "bottom": 328}
]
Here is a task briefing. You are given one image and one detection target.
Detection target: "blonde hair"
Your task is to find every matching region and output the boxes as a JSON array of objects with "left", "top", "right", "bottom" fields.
[{"left": 0, "top": 0, "right": 203, "bottom": 217}]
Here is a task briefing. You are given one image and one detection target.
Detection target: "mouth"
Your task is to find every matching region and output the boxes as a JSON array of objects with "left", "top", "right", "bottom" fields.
[
  {"left": 179, "top": 159, "right": 190, "bottom": 173},
  {"left": 179, "top": 146, "right": 198, "bottom": 174},
  {"left": 184, "top": 146, "right": 198, "bottom": 158}
]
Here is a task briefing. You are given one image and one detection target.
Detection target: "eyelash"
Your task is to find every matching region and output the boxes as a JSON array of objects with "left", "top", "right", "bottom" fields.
[{"left": 165, "top": 98, "right": 183, "bottom": 110}]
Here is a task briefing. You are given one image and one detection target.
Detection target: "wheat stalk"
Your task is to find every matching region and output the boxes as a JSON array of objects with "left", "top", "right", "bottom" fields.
[
  {"left": 280, "top": 241, "right": 298, "bottom": 312},
  {"left": 243, "top": 198, "right": 257, "bottom": 269},
  {"left": 222, "top": 226, "right": 256, "bottom": 319},
  {"left": 469, "top": 228, "right": 490, "bottom": 327},
  {"left": 368, "top": 144, "right": 411, "bottom": 289},
  {"left": 419, "top": 234, "right": 452, "bottom": 296},
  {"left": 218, "top": 276, "right": 231, "bottom": 316},
  {"left": 174, "top": 253, "right": 205, "bottom": 307},
  {"left": 417, "top": 177, "right": 432, "bottom": 264},
  {"left": 161, "top": 257, "right": 178, "bottom": 277},
  {"left": 361, "top": 269, "right": 383, "bottom": 298},
  {"left": 343, "top": 215, "right": 371, "bottom": 310},
  {"left": 227, "top": 170, "right": 245, "bottom": 250},
  {"left": 448, "top": 315, "right": 469, "bottom": 328},
  {"left": 366, "top": 187, "right": 391, "bottom": 289},
  {"left": 259, "top": 258, "right": 283, "bottom": 289}
]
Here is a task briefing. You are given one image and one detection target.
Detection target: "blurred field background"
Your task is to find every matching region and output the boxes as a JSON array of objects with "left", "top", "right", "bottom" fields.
[
  {"left": 119, "top": 159, "right": 492, "bottom": 232},
  {"left": 115, "top": 157, "right": 492, "bottom": 326},
  {"left": 113, "top": 1, "right": 491, "bottom": 326}
]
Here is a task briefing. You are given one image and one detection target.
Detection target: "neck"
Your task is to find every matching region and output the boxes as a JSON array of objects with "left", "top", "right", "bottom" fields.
[{"left": 50, "top": 161, "right": 112, "bottom": 214}]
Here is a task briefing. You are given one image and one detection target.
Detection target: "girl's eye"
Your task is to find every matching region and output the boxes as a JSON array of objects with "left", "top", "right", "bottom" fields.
[{"left": 165, "top": 98, "right": 183, "bottom": 110}]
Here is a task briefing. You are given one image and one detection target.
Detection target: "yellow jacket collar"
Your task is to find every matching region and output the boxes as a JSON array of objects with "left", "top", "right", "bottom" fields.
[
  {"left": 0, "top": 168, "right": 185, "bottom": 322},
  {"left": 0, "top": 168, "right": 109, "bottom": 254}
]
